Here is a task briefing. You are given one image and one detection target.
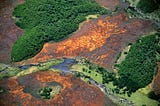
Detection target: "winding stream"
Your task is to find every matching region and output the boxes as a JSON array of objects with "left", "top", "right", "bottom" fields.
[
  {"left": 51, "top": 58, "right": 133, "bottom": 106},
  {"left": 51, "top": 58, "right": 77, "bottom": 73}
]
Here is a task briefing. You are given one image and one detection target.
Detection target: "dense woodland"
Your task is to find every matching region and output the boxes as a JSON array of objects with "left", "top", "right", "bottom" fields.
[
  {"left": 115, "top": 33, "right": 160, "bottom": 95},
  {"left": 11, "top": 0, "right": 108, "bottom": 61},
  {"left": 84, "top": 33, "right": 160, "bottom": 95},
  {"left": 137, "top": 0, "right": 160, "bottom": 13}
]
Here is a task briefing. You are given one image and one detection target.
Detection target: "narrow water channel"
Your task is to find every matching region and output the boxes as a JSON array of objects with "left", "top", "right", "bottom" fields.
[{"left": 51, "top": 58, "right": 77, "bottom": 73}]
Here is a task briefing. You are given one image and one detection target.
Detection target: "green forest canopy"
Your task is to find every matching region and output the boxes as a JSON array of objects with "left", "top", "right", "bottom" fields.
[
  {"left": 115, "top": 33, "right": 160, "bottom": 94},
  {"left": 11, "top": 0, "right": 108, "bottom": 61},
  {"left": 137, "top": 0, "right": 160, "bottom": 13}
]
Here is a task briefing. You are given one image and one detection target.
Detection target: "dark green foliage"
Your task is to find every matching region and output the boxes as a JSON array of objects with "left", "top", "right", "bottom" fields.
[
  {"left": 73, "top": 71, "right": 87, "bottom": 78},
  {"left": 148, "top": 91, "right": 160, "bottom": 102},
  {"left": 102, "top": 71, "right": 116, "bottom": 84},
  {"left": 116, "top": 33, "right": 160, "bottom": 94},
  {"left": 11, "top": 0, "right": 108, "bottom": 61},
  {"left": 0, "top": 87, "right": 6, "bottom": 94},
  {"left": 113, "top": 88, "right": 120, "bottom": 94},
  {"left": 137, "top": 0, "right": 160, "bottom": 13},
  {"left": 75, "top": 58, "right": 116, "bottom": 85},
  {"left": 39, "top": 87, "right": 52, "bottom": 99},
  {"left": 80, "top": 59, "right": 116, "bottom": 84}
]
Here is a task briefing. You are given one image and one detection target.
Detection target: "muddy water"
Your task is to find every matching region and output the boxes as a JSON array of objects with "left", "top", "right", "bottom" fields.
[{"left": 51, "top": 58, "right": 77, "bottom": 73}]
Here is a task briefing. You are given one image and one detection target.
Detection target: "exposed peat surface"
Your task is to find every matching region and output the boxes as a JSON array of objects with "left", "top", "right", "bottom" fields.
[
  {"left": 16, "top": 13, "right": 153, "bottom": 70},
  {"left": 0, "top": 71, "right": 115, "bottom": 106},
  {"left": 0, "top": 0, "right": 24, "bottom": 63}
]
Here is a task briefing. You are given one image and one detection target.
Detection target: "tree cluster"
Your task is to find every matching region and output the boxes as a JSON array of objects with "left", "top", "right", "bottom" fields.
[
  {"left": 137, "top": 0, "right": 160, "bottom": 13},
  {"left": 11, "top": 0, "right": 108, "bottom": 61},
  {"left": 115, "top": 33, "right": 160, "bottom": 95}
]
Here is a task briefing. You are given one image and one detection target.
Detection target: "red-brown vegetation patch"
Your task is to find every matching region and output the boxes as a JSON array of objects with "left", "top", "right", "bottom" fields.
[
  {"left": 0, "top": 0, "right": 24, "bottom": 63},
  {"left": 0, "top": 71, "right": 114, "bottom": 106},
  {"left": 95, "top": 0, "right": 119, "bottom": 11},
  {"left": 151, "top": 63, "right": 160, "bottom": 95},
  {"left": 16, "top": 13, "right": 152, "bottom": 70}
]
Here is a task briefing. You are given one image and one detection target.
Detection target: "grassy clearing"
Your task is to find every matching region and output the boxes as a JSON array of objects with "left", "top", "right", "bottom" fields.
[
  {"left": 129, "top": 91, "right": 158, "bottom": 106},
  {"left": 16, "top": 59, "right": 63, "bottom": 77},
  {"left": 115, "top": 45, "right": 131, "bottom": 65},
  {"left": 0, "top": 59, "right": 63, "bottom": 80},
  {"left": 70, "top": 63, "right": 159, "bottom": 106},
  {"left": 71, "top": 64, "right": 102, "bottom": 84},
  {"left": 0, "top": 63, "right": 21, "bottom": 80},
  {"left": 105, "top": 82, "right": 159, "bottom": 106},
  {"left": 86, "top": 15, "right": 98, "bottom": 21},
  {"left": 122, "top": 88, "right": 159, "bottom": 106}
]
